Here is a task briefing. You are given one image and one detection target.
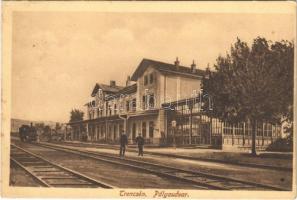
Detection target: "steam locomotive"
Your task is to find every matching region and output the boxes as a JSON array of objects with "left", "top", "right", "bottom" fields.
[{"left": 19, "top": 123, "right": 37, "bottom": 142}]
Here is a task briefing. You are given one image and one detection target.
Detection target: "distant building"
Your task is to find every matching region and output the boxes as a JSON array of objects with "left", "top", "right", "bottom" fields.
[{"left": 67, "top": 58, "right": 281, "bottom": 150}]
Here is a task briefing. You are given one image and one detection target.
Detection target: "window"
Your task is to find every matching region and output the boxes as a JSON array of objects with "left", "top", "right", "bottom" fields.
[
  {"left": 119, "top": 124, "right": 123, "bottom": 134},
  {"left": 126, "top": 101, "right": 130, "bottom": 111},
  {"left": 108, "top": 125, "right": 112, "bottom": 139},
  {"left": 114, "top": 104, "right": 117, "bottom": 115},
  {"left": 114, "top": 125, "right": 117, "bottom": 140},
  {"left": 264, "top": 123, "right": 272, "bottom": 137},
  {"left": 149, "top": 121, "right": 154, "bottom": 138},
  {"left": 120, "top": 102, "right": 124, "bottom": 112},
  {"left": 105, "top": 102, "right": 108, "bottom": 116},
  {"left": 96, "top": 125, "right": 100, "bottom": 139},
  {"left": 144, "top": 75, "right": 148, "bottom": 85},
  {"left": 142, "top": 122, "right": 147, "bottom": 138},
  {"left": 108, "top": 105, "right": 112, "bottom": 115},
  {"left": 149, "top": 73, "right": 154, "bottom": 84},
  {"left": 149, "top": 94, "right": 155, "bottom": 109},
  {"left": 132, "top": 123, "right": 136, "bottom": 139},
  {"left": 131, "top": 98, "right": 136, "bottom": 111},
  {"left": 99, "top": 89, "right": 103, "bottom": 96},
  {"left": 276, "top": 126, "right": 281, "bottom": 137},
  {"left": 245, "top": 123, "right": 252, "bottom": 136},
  {"left": 142, "top": 96, "right": 146, "bottom": 110},
  {"left": 101, "top": 126, "right": 104, "bottom": 137},
  {"left": 223, "top": 122, "right": 233, "bottom": 135},
  {"left": 256, "top": 122, "right": 263, "bottom": 136}
]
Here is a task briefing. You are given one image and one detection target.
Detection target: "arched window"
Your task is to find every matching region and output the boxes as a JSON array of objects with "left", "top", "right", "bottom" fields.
[{"left": 149, "top": 94, "right": 155, "bottom": 109}]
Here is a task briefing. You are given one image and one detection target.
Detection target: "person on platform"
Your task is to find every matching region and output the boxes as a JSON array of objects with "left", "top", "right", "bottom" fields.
[
  {"left": 19, "top": 126, "right": 25, "bottom": 142},
  {"left": 135, "top": 133, "right": 144, "bottom": 156},
  {"left": 119, "top": 130, "right": 128, "bottom": 158}
]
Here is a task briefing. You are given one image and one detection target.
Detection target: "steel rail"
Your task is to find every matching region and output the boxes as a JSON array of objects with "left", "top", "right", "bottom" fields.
[
  {"left": 35, "top": 143, "right": 214, "bottom": 190},
  {"left": 36, "top": 142, "right": 288, "bottom": 191},
  {"left": 10, "top": 144, "right": 114, "bottom": 188},
  {"left": 10, "top": 157, "right": 51, "bottom": 187}
]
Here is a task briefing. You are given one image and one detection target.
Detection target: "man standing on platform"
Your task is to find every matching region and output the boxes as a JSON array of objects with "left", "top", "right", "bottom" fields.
[
  {"left": 135, "top": 133, "right": 144, "bottom": 156},
  {"left": 119, "top": 130, "right": 128, "bottom": 158}
]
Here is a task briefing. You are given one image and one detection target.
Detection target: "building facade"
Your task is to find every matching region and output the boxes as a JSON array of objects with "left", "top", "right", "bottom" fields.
[
  {"left": 163, "top": 97, "right": 282, "bottom": 150},
  {"left": 68, "top": 58, "right": 204, "bottom": 145},
  {"left": 67, "top": 58, "right": 281, "bottom": 150}
]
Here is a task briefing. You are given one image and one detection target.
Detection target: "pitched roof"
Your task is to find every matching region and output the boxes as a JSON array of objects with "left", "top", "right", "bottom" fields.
[
  {"left": 91, "top": 83, "right": 125, "bottom": 97},
  {"left": 131, "top": 58, "right": 205, "bottom": 81},
  {"left": 118, "top": 83, "right": 137, "bottom": 95},
  {"left": 104, "top": 84, "right": 137, "bottom": 100}
]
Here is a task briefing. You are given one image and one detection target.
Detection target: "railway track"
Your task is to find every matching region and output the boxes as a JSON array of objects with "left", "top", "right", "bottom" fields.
[
  {"left": 10, "top": 144, "right": 114, "bottom": 188},
  {"left": 54, "top": 141, "right": 292, "bottom": 172},
  {"left": 35, "top": 142, "right": 287, "bottom": 191}
]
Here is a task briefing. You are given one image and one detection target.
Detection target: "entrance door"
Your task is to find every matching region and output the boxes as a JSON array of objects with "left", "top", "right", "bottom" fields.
[
  {"left": 149, "top": 121, "right": 154, "bottom": 138},
  {"left": 142, "top": 122, "right": 147, "bottom": 138},
  {"left": 201, "top": 123, "right": 211, "bottom": 144},
  {"left": 132, "top": 123, "right": 136, "bottom": 140},
  {"left": 114, "top": 125, "right": 117, "bottom": 141}
]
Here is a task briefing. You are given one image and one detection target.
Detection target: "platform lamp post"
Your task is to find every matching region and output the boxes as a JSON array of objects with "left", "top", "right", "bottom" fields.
[
  {"left": 64, "top": 124, "right": 67, "bottom": 141},
  {"left": 119, "top": 114, "right": 130, "bottom": 140},
  {"left": 203, "top": 66, "right": 213, "bottom": 146},
  {"left": 189, "top": 103, "right": 193, "bottom": 145}
]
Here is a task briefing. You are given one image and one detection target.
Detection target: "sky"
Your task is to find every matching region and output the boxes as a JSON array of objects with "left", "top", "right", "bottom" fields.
[{"left": 11, "top": 11, "right": 295, "bottom": 123}]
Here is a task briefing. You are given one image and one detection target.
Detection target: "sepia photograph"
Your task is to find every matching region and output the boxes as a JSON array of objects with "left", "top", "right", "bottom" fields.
[{"left": 1, "top": 1, "right": 296, "bottom": 198}]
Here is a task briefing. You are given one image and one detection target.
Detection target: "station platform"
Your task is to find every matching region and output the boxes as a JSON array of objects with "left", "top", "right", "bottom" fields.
[{"left": 60, "top": 140, "right": 292, "bottom": 171}]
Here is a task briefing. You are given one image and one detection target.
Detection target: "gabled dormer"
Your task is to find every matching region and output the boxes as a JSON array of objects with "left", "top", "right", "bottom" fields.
[
  {"left": 131, "top": 58, "right": 206, "bottom": 108},
  {"left": 91, "top": 80, "right": 124, "bottom": 97}
]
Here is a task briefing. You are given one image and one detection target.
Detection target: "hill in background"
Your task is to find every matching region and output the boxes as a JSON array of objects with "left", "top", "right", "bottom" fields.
[{"left": 11, "top": 118, "right": 65, "bottom": 133}]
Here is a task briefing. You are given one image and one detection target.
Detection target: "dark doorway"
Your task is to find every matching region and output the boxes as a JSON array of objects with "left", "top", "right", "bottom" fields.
[
  {"left": 142, "top": 122, "right": 146, "bottom": 138},
  {"left": 149, "top": 121, "right": 154, "bottom": 138},
  {"left": 132, "top": 123, "right": 136, "bottom": 140},
  {"left": 114, "top": 125, "right": 117, "bottom": 141}
]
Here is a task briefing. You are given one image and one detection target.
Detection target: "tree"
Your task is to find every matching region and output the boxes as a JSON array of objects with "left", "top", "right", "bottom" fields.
[
  {"left": 202, "top": 37, "right": 294, "bottom": 155},
  {"left": 35, "top": 122, "right": 45, "bottom": 131},
  {"left": 44, "top": 125, "right": 51, "bottom": 134},
  {"left": 69, "top": 109, "right": 84, "bottom": 123},
  {"left": 55, "top": 122, "right": 62, "bottom": 131}
]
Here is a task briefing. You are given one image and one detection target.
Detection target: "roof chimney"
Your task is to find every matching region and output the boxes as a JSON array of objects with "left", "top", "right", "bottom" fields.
[
  {"left": 191, "top": 60, "right": 196, "bottom": 73},
  {"left": 126, "top": 76, "right": 131, "bottom": 86},
  {"left": 110, "top": 80, "right": 116, "bottom": 87},
  {"left": 174, "top": 57, "right": 180, "bottom": 69}
]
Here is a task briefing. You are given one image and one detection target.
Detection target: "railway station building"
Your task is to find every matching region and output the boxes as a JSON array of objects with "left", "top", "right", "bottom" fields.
[{"left": 67, "top": 58, "right": 282, "bottom": 150}]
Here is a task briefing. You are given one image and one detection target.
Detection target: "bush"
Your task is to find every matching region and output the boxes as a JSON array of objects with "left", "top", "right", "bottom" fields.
[{"left": 266, "top": 136, "right": 293, "bottom": 152}]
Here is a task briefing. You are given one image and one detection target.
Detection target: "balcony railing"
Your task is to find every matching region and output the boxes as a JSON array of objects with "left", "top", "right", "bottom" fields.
[{"left": 91, "top": 107, "right": 160, "bottom": 120}]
